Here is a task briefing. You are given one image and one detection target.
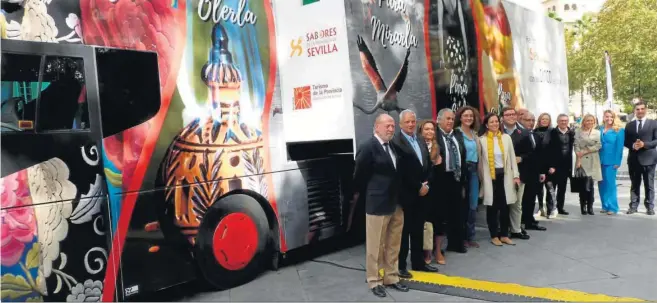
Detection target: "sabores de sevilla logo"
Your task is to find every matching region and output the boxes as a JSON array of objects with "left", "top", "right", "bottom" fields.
[{"left": 289, "top": 27, "right": 339, "bottom": 58}]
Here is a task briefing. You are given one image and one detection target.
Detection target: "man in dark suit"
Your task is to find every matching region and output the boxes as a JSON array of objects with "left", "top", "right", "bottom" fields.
[
  {"left": 546, "top": 114, "right": 574, "bottom": 217},
  {"left": 518, "top": 112, "right": 547, "bottom": 231},
  {"left": 392, "top": 110, "right": 438, "bottom": 278},
  {"left": 501, "top": 107, "right": 531, "bottom": 240},
  {"left": 353, "top": 113, "right": 408, "bottom": 298},
  {"left": 624, "top": 101, "right": 657, "bottom": 215},
  {"left": 435, "top": 108, "right": 468, "bottom": 253}
]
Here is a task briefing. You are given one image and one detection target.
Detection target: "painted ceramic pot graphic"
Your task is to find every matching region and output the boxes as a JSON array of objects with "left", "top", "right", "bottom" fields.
[
  {"left": 474, "top": 0, "right": 523, "bottom": 112},
  {"left": 160, "top": 23, "right": 267, "bottom": 247}
]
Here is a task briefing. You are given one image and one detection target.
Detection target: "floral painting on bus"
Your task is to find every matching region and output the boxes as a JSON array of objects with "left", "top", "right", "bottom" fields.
[
  {"left": 0, "top": 0, "right": 83, "bottom": 43},
  {"left": 1, "top": 146, "right": 109, "bottom": 302}
]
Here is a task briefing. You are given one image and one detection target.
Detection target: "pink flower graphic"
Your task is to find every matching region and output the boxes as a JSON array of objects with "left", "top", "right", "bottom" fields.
[{"left": 1, "top": 170, "right": 37, "bottom": 267}]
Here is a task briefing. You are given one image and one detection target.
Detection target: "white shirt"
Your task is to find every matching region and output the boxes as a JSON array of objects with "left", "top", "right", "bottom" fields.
[
  {"left": 439, "top": 127, "right": 461, "bottom": 172},
  {"left": 374, "top": 133, "right": 396, "bottom": 169},
  {"left": 493, "top": 137, "right": 504, "bottom": 168}
]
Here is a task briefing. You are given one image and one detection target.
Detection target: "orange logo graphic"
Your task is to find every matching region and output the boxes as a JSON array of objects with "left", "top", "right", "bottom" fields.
[
  {"left": 293, "top": 86, "right": 312, "bottom": 110},
  {"left": 290, "top": 37, "right": 303, "bottom": 57}
]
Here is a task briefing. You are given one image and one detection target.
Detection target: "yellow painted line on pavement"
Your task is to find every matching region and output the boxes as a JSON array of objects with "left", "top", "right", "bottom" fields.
[{"left": 406, "top": 270, "right": 645, "bottom": 302}]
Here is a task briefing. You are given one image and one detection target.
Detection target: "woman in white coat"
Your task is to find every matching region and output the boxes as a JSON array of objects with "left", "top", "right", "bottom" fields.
[{"left": 479, "top": 113, "right": 521, "bottom": 246}]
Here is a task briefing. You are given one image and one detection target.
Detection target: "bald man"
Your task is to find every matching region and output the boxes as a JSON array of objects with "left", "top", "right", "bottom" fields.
[
  {"left": 519, "top": 112, "right": 547, "bottom": 231},
  {"left": 353, "top": 113, "right": 408, "bottom": 298}
]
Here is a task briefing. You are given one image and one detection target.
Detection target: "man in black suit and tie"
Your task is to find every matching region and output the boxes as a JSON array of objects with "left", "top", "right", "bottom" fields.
[
  {"left": 501, "top": 107, "right": 531, "bottom": 240},
  {"left": 624, "top": 101, "right": 657, "bottom": 215},
  {"left": 435, "top": 108, "right": 468, "bottom": 253},
  {"left": 353, "top": 113, "right": 408, "bottom": 298},
  {"left": 518, "top": 111, "right": 547, "bottom": 231},
  {"left": 392, "top": 110, "right": 438, "bottom": 278}
]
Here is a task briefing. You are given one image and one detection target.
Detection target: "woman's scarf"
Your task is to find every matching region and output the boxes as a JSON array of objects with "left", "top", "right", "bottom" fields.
[{"left": 486, "top": 130, "right": 505, "bottom": 180}]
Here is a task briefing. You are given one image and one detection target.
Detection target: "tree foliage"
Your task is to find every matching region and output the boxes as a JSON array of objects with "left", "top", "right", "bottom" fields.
[{"left": 574, "top": 0, "right": 657, "bottom": 109}]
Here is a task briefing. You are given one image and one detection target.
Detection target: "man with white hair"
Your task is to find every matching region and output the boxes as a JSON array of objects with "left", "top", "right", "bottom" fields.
[
  {"left": 353, "top": 113, "right": 408, "bottom": 298},
  {"left": 392, "top": 109, "right": 438, "bottom": 277},
  {"left": 433, "top": 108, "right": 469, "bottom": 254}
]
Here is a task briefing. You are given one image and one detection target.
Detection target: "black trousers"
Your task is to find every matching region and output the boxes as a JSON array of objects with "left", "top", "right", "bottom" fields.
[
  {"left": 486, "top": 174, "right": 509, "bottom": 238},
  {"left": 442, "top": 172, "right": 466, "bottom": 248},
  {"left": 578, "top": 178, "right": 595, "bottom": 205},
  {"left": 399, "top": 197, "right": 425, "bottom": 270},
  {"left": 536, "top": 183, "right": 549, "bottom": 210},
  {"left": 546, "top": 173, "right": 568, "bottom": 212},
  {"left": 628, "top": 162, "right": 656, "bottom": 210},
  {"left": 521, "top": 178, "right": 540, "bottom": 225}
]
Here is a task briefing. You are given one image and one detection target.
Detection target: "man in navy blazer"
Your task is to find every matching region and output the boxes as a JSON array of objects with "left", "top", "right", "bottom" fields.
[
  {"left": 392, "top": 110, "right": 438, "bottom": 278},
  {"left": 353, "top": 113, "right": 409, "bottom": 297},
  {"left": 624, "top": 101, "right": 657, "bottom": 215}
]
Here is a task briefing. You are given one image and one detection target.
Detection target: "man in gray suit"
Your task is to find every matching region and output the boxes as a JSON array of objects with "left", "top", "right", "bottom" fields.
[{"left": 624, "top": 101, "right": 657, "bottom": 215}]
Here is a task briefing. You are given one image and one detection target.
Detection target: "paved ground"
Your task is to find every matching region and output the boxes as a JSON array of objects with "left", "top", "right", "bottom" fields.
[{"left": 167, "top": 180, "right": 657, "bottom": 302}]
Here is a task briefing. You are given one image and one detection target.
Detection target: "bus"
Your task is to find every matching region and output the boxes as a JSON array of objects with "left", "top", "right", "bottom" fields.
[{"left": 1, "top": 0, "right": 568, "bottom": 301}]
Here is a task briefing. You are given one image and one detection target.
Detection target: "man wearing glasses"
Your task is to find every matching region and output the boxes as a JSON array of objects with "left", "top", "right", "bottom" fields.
[{"left": 501, "top": 107, "right": 531, "bottom": 240}]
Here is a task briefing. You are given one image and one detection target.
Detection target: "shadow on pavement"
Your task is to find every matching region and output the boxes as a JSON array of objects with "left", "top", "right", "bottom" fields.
[{"left": 129, "top": 233, "right": 365, "bottom": 301}]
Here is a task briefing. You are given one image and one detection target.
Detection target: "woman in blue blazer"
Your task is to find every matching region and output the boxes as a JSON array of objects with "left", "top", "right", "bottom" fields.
[{"left": 598, "top": 110, "right": 624, "bottom": 215}]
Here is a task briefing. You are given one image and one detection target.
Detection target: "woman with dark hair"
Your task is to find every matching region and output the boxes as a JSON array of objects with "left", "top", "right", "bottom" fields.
[
  {"left": 479, "top": 113, "right": 520, "bottom": 246},
  {"left": 417, "top": 119, "right": 442, "bottom": 264},
  {"left": 534, "top": 113, "right": 552, "bottom": 217},
  {"left": 454, "top": 106, "right": 483, "bottom": 248}
]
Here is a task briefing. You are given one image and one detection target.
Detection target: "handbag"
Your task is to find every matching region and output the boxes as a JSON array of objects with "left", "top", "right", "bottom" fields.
[{"left": 570, "top": 167, "right": 591, "bottom": 193}]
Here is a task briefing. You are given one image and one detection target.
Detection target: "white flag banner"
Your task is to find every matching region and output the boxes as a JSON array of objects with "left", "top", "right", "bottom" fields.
[{"left": 605, "top": 51, "right": 613, "bottom": 109}]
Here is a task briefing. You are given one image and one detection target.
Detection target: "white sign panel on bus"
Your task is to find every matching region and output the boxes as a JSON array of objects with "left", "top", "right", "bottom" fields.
[
  {"left": 503, "top": 0, "right": 569, "bottom": 123},
  {"left": 273, "top": 0, "right": 355, "bottom": 143}
]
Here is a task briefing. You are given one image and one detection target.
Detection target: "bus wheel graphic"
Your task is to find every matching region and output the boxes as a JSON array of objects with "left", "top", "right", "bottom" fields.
[{"left": 195, "top": 193, "right": 271, "bottom": 289}]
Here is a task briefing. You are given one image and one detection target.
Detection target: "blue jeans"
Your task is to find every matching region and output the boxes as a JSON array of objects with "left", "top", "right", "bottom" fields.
[
  {"left": 466, "top": 162, "right": 479, "bottom": 241},
  {"left": 598, "top": 165, "right": 619, "bottom": 213}
]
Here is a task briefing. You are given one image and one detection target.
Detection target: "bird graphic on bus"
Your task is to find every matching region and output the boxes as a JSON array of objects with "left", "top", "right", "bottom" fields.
[{"left": 352, "top": 35, "right": 410, "bottom": 115}]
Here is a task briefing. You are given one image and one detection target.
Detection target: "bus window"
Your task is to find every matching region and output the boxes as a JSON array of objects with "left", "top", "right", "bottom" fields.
[
  {"left": 95, "top": 48, "right": 161, "bottom": 137},
  {"left": 38, "top": 56, "right": 89, "bottom": 132},
  {"left": 0, "top": 53, "right": 42, "bottom": 132}
]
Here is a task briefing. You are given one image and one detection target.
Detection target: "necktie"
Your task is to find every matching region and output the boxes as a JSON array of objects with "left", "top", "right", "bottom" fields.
[
  {"left": 445, "top": 133, "right": 461, "bottom": 181},
  {"left": 639, "top": 120, "right": 643, "bottom": 131},
  {"left": 383, "top": 142, "right": 390, "bottom": 154},
  {"left": 530, "top": 132, "right": 536, "bottom": 148}
]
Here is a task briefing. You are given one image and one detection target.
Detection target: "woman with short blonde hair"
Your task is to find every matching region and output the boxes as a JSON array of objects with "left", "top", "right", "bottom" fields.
[{"left": 574, "top": 114, "right": 603, "bottom": 215}]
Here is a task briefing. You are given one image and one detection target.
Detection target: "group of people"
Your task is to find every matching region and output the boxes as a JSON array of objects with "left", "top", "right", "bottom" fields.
[{"left": 352, "top": 101, "right": 657, "bottom": 298}]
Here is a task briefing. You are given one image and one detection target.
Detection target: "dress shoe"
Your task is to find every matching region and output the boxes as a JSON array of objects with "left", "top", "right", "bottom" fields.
[
  {"left": 500, "top": 237, "right": 515, "bottom": 245},
  {"left": 466, "top": 241, "right": 480, "bottom": 248},
  {"left": 526, "top": 224, "right": 546, "bottom": 231},
  {"left": 413, "top": 264, "right": 438, "bottom": 272},
  {"left": 558, "top": 209, "right": 569, "bottom": 215},
  {"left": 398, "top": 269, "right": 413, "bottom": 279},
  {"left": 626, "top": 208, "right": 638, "bottom": 215},
  {"left": 385, "top": 282, "right": 409, "bottom": 292},
  {"left": 521, "top": 228, "right": 529, "bottom": 235},
  {"left": 490, "top": 237, "right": 503, "bottom": 246},
  {"left": 446, "top": 246, "right": 467, "bottom": 253},
  {"left": 371, "top": 285, "right": 387, "bottom": 297},
  {"left": 510, "top": 232, "right": 530, "bottom": 240},
  {"left": 648, "top": 209, "right": 655, "bottom": 216}
]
